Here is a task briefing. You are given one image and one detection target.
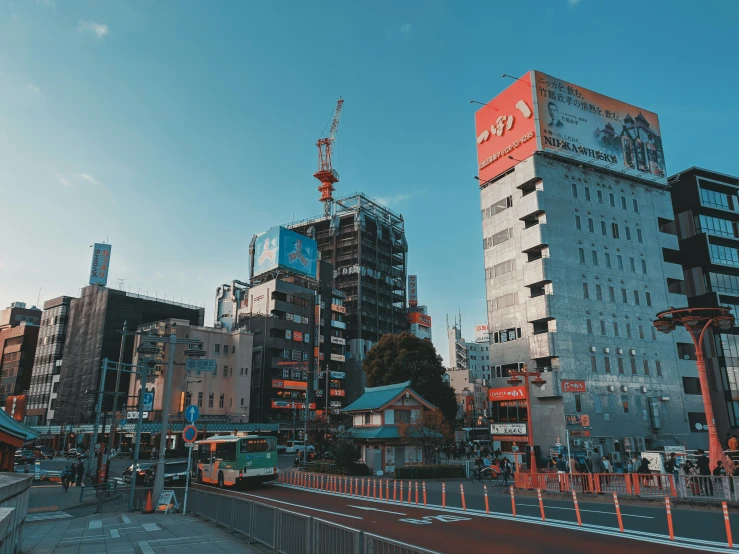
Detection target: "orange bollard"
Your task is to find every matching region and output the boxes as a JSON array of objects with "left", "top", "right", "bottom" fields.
[
  {"left": 355, "top": 477, "right": 358, "bottom": 496},
  {"left": 572, "top": 491, "right": 582, "bottom": 526},
  {"left": 393, "top": 480, "right": 397, "bottom": 501},
  {"left": 460, "top": 483, "right": 467, "bottom": 511},
  {"left": 484, "top": 484, "right": 489, "bottom": 514},
  {"left": 400, "top": 480, "right": 404, "bottom": 502},
  {"left": 613, "top": 492, "right": 624, "bottom": 532},
  {"left": 415, "top": 481, "right": 419, "bottom": 505},
  {"left": 379, "top": 479, "right": 383, "bottom": 500},
  {"left": 537, "top": 489, "right": 545, "bottom": 521},
  {"left": 407, "top": 481, "right": 412, "bottom": 504},
  {"left": 361, "top": 478, "right": 365, "bottom": 497},
  {"left": 665, "top": 497, "right": 674, "bottom": 540},
  {"left": 373, "top": 478, "right": 377, "bottom": 498},
  {"left": 423, "top": 481, "right": 427, "bottom": 506},
  {"left": 386, "top": 480, "right": 389, "bottom": 501},
  {"left": 442, "top": 482, "right": 446, "bottom": 508},
  {"left": 510, "top": 486, "right": 516, "bottom": 517},
  {"left": 723, "top": 501, "right": 733, "bottom": 548}
]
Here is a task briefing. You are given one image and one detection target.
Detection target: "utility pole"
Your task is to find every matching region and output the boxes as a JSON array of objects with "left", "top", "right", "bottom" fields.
[
  {"left": 104, "top": 321, "right": 127, "bottom": 481},
  {"left": 87, "top": 359, "right": 108, "bottom": 478}
]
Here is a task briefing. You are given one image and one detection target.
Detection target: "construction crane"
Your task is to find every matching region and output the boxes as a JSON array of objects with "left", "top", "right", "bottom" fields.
[{"left": 314, "top": 97, "right": 344, "bottom": 217}]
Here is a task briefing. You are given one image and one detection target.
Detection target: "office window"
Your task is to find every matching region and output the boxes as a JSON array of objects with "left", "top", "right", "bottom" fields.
[
  {"left": 710, "top": 244, "right": 739, "bottom": 267},
  {"left": 223, "top": 365, "right": 228, "bottom": 377},
  {"left": 585, "top": 187, "right": 591, "bottom": 201},
  {"left": 604, "top": 357, "right": 611, "bottom": 374},
  {"left": 588, "top": 218, "right": 595, "bottom": 233},
  {"left": 622, "top": 396, "right": 630, "bottom": 413},
  {"left": 612, "top": 223, "right": 620, "bottom": 239},
  {"left": 609, "top": 286, "right": 616, "bottom": 302},
  {"left": 583, "top": 283, "right": 589, "bottom": 299},
  {"left": 240, "top": 397, "right": 244, "bottom": 406},
  {"left": 214, "top": 344, "right": 220, "bottom": 355},
  {"left": 613, "top": 321, "right": 619, "bottom": 336},
  {"left": 633, "top": 198, "right": 639, "bottom": 213},
  {"left": 575, "top": 394, "right": 582, "bottom": 413},
  {"left": 617, "top": 255, "right": 624, "bottom": 270},
  {"left": 646, "top": 292, "right": 652, "bottom": 307},
  {"left": 609, "top": 193, "right": 615, "bottom": 207},
  {"left": 656, "top": 360, "right": 662, "bottom": 376},
  {"left": 631, "top": 358, "right": 637, "bottom": 375},
  {"left": 652, "top": 326, "right": 657, "bottom": 341},
  {"left": 575, "top": 215, "right": 582, "bottom": 230},
  {"left": 639, "top": 325, "right": 644, "bottom": 339},
  {"left": 626, "top": 323, "right": 632, "bottom": 338},
  {"left": 608, "top": 395, "right": 616, "bottom": 413},
  {"left": 643, "top": 360, "right": 650, "bottom": 375},
  {"left": 232, "top": 345, "right": 236, "bottom": 354},
  {"left": 185, "top": 391, "right": 192, "bottom": 407},
  {"left": 579, "top": 248, "right": 586, "bottom": 263},
  {"left": 600, "top": 320, "right": 606, "bottom": 336},
  {"left": 197, "top": 392, "right": 203, "bottom": 408},
  {"left": 208, "top": 393, "right": 214, "bottom": 408},
  {"left": 637, "top": 228, "right": 643, "bottom": 243},
  {"left": 683, "top": 377, "right": 701, "bottom": 394},
  {"left": 594, "top": 395, "right": 602, "bottom": 414},
  {"left": 625, "top": 226, "right": 632, "bottom": 240},
  {"left": 633, "top": 290, "right": 640, "bottom": 305},
  {"left": 617, "top": 358, "right": 625, "bottom": 374},
  {"left": 572, "top": 184, "right": 578, "bottom": 197},
  {"left": 591, "top": 356, "right": 597, "bottom": 373},
  {"left": 605, "top": 253, "right": 611, "bottom": 268},
  {"left": 587, "top": 319, "right": 593, "bottom": 334},
  {"left": 219, "top": 393, "right": 225, "bottom": 408},
  {"left": 601, "top": 221, "right": 607, "bottom": 235},
  {"left": 621, "top": 196, "right": 627, "bottom": 209},
  {"left": 597, "top": 190, "right": 603, "bottom": 204},
  {"left": 592, "top": 250, "right": 598, "bottom": 266},
  {"left": 642, "top": 260, "right": 648, "bottom": 274},
  {"left": 240, "top": 367, "right": 244, "bottom": 375},
  {"left": 596, "top": 284, "right": 602, "bottom": 300},
  {"left": 622, "top": 288, "right": 628, "bottom": 303}
]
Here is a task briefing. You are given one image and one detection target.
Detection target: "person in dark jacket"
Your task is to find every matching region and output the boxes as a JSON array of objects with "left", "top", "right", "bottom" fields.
[
  {"left": 76, "top": 461, "right": 84, "bottom": 486},
  {"left": 696, "top": 449, "right": 713, "bottom": 496}
]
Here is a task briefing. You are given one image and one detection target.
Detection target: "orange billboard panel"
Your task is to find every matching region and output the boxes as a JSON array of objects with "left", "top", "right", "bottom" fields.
[
  {"left": 406, "top": 312, "right": 431, "bottom": 328},
  {"left": 532, "top": 71, "right": 665, "bottom": 183},
  {"left": 475, "top": 72, "right": 537, "bottom": 183}
]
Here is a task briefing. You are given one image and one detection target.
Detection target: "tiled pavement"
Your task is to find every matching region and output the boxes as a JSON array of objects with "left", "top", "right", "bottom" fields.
[{"left": 22, "top": 512, "right": 267, "bottom": 553}]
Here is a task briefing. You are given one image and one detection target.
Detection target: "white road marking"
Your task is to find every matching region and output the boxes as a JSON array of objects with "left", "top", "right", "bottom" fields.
[
  {"left": 26, "top": 511, "right": 72, "bottom": 522},
  {"left": 347, "top": 505, "right": 407, "bottom": 515},
  {"left": 232, "top": 492, "right": 363, "bottom": 520},
  {"left": 110, "top": 529, "right": 120, "bottom": 538},
  {"left": 138, "top": 541, "right": 155, "bottom": 554},
  {"left": 142, "top": 522, "right": 161, "bottom": 531},
  {"left": 121, "top": 514, "right": 131, "bottom": 524},
  {"left": 516, "top": 502, "right": 654, "bottom": 519},
  {"left": 89, "top": 519, "right": 102, "bottom": 529}
]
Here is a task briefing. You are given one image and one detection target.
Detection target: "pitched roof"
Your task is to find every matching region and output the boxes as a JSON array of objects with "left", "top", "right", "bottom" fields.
[
  {"left": 342, "top": 381, "right": 434, "bottom": 413},
  {"left": 340, "top": 425, "right": 443, "bottom": 441},
  {"left": 0, "top": 409, "right": 38, "bottom": 444}
]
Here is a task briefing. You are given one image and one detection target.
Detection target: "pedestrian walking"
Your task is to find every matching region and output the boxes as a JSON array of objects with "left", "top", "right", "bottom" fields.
[
  {"left": 555, "top": 454, "right": 568, "bottom": 491},
  {"left": 76, "top": 461, "right": 84, "bottom": 486},
  {"left": 729, "top": 434, "right": 739, "bottom": 452},
  {"left": 665, "top": 453, "right": 678, "bottom": 476}
]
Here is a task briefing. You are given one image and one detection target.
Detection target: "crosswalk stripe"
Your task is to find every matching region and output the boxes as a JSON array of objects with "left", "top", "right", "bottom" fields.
[{"left": 27, "top": 511, "right": 72, "bottom": 522}]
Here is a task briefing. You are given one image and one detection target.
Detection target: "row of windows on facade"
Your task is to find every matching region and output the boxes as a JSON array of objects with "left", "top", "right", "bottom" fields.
[
  {"left": 481, "top": 195, "right": 514, "bottom": 220},
  {"left": 696, "top": 214, "right": 739, "bottom": 239},
  {"left": 40, "top": 314, "right": 67, "bottom": 327},
  {"left": 586, "top": 318, "right": 657, "bottom": 341},
  {"left": 572, "top": 184, "right": 640, "bottom": 213},
  {"left": 187, "top": 391, "right": 246, "bottom": 409},
  {"left": 187, "top": 365, "right": 248, "bottom": 378},
  {"left": 570, "top": 392, "right": 660, "bottom": 416},
  {"left": 575, "top": 215, "right": 644, "bottom": 243},
  {"left": 583, "top": 283, "right": 652, "bottom": 306},
  {"left": 588, "top": 354, "right": 662, "bottom": 376},
  {"left": 213, "top": 344, "right": 236, "bottom": 356},
  {"left": 710, "top": 244, "right": 739, "bottom": 268},
  {"left": 700, "top": 187, "right": 737, "bottom": 212},
  {"left": 578, "top": 248, "right": 648, "bottom": 274}
]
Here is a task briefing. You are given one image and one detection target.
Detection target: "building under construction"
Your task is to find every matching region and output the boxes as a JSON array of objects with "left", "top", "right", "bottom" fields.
[{"left": 288, "top": 193, "right": 408, "bottom": 402}]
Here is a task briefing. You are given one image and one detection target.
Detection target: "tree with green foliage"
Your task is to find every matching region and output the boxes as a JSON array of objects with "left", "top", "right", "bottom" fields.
[{"left": 363, "top": 333, "right": 458, "bottom": 427}]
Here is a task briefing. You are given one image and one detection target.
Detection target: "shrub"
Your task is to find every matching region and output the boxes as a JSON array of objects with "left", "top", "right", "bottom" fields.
[{"left": 394, "top": 465, "right": 465, "bottom": 479}]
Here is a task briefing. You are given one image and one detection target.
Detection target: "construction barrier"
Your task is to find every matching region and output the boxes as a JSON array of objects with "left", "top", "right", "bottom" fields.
[{"left": 515, "top": 472, "right": 681, "bottom": 499}]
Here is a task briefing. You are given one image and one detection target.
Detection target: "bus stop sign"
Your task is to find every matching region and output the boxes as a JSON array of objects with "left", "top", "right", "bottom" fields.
[{"left": 182, "top": 425, "right": 198, "bottom": 443}]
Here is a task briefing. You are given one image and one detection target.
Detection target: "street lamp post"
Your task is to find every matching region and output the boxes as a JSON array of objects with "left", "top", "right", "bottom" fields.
[
  {"left": 654, "top": 307, "right": 734, "bottom": 470},
  {"left": 507, "top": 365, "right": 546, "bottom": 474}
]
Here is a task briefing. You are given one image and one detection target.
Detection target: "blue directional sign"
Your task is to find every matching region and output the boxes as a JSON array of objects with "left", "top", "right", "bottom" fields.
[
  {"left": 185, "top": 404, "right": 200, "bottom": 423},
  {"left": 142, "top": 392, "right": 154, "bottom": 412},
  {"left": 185, "top": 358, "right": 217, "bottom": 372}
]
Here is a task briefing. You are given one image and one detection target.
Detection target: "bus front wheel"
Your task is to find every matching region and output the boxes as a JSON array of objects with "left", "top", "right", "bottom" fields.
[{"left": 218, "top": 472, "right": 224, "bottom": 489}]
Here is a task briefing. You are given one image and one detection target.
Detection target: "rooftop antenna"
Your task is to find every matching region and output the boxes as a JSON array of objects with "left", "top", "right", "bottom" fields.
[
  {"left": 37, "top": 287, "right": 41, "bottom": 306},
  {"left": 117, "top": 278, "right": 125, "bottom": 289}
]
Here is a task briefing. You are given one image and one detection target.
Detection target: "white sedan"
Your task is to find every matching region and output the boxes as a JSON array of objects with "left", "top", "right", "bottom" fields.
[{"left": 286, "top": 441, "right": 315, "bottom": 454}]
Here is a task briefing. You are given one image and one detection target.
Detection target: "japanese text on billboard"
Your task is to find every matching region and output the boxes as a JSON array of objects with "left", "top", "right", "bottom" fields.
[{"left": 89, "top": 243, "right": 112, "bottom": 286}]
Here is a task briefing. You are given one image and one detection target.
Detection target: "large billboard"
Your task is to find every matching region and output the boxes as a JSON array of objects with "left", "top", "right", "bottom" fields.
[
  {"left": 474, "top": 324, "right": 489, "bottom": 343},
  {"left": 408, "top": 275, "right": 418, "bottom": 307},
  {"left": 474, "top": 70, "right": 666, "bottom": 184},
  {"left": 89, "top": 243, "right": 112, "bottom": 286},
  {"left": 253, "top": 226, "right": 318, "bottom": 279}
]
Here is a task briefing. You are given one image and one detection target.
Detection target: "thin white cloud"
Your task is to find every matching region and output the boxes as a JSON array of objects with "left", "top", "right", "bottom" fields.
[
  {"left": 400, "top": 23, "right": 413, "bottom": 36},
  {"left": 375, "top": 193, "right": 411, "bottom": 207},
  {"left": 37, "top": 0, "right": 56, "bottom": 9},
  {"left": 78, "top": 20, "right": 109, "bottom": 39},
  {"left": 387, "top": 23, "right": 413, "bottom": 41},
  {"left": 568, "top": 0, "right": 582, "bottom": 6},
  {"left": 28, "top": 84, "right": 41, "bottom": 94},
  {"left": 56, "top": 173, "right": 70, "bottom": 187},
  {"left": 75, "top": 173, "right": 101, "bottom": 186}
]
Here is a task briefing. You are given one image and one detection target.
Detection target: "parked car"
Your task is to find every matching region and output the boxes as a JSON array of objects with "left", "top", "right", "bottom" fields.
[
  {"left": 144, "top": 461, "right": 189, "bottom": 487},
  {"left": 65, "top": 448, "right": 85, "bottom": 460},
  {"left": 286, "top": 441, "right": 315, "bottom": 454},
  {"left": 15, "top": 449, "right": 36, "bottom": 464},
  {"left": 122, "top": 462, "right": 153, "bottom": 484},
  {"left": 34, "top": 446, "right": 54, "bottom": 460}
]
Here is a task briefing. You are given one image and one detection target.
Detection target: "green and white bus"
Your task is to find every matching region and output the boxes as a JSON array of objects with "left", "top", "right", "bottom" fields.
[{"left": 196, "top": 435, "right": 278, "bottom": 488}]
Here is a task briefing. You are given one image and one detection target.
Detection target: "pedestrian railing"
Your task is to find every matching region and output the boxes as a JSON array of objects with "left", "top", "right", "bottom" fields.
[
  {"left": 678, "top": 475, "right": 732, "bottom": 501},
  {"left": 187, "top": 488, "right": 438, "bottom": 554}
]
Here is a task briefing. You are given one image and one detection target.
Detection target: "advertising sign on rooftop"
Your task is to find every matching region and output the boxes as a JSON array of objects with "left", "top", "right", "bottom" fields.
[
  {"left": 408, "top": 275, "right": 418, "bottom": 307},
  {"left": 89, "top": 243, "right": 112, "bottom": 286},
  {"left": 474, "top": 325, "right": 489, "bottom": 343},
  {"left": 474, "top": 71, "right": 666, "bottom": 185},
  {"left": 253, "top": 226, "right": 317, "bottom": 279}
]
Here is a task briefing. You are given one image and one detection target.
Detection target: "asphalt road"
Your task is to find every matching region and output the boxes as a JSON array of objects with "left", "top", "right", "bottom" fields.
[{"left": 191, "top": 481, "right": 716, "bottom": 553}]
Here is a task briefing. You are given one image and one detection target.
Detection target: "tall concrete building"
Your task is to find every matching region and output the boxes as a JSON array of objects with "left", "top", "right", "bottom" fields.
[
  {"left": 668, "top": 167, "right": 739, "bottom": 439},
  {"left": 26, "top": 296, "right": 75, "bottom": 425},
  {"left": 0, "top": 322, "right": 39, "bottom": 407},
  {"left": 0, "top": 302, "right": 41, "bottom": 328},
  {"left": 446, "top": 317, "right": 492, "bottom": 381},
  {"left": 288, "top": 193, "right": 407, "bottom": 403}
]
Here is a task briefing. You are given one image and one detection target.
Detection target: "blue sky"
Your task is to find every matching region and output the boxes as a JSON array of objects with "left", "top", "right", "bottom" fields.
[{"left": 1, "top": 0, "right": 738, "bottom": 364}]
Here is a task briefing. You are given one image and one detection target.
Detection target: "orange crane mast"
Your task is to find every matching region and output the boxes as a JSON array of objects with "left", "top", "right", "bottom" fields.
[{"left": 314, "top": 97, "right": 344, "bottom": 217}]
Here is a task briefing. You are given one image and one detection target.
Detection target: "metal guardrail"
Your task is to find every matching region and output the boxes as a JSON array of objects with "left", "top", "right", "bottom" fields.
[{"left": 188, "top": 489, "right": 438, "bottom": 554}]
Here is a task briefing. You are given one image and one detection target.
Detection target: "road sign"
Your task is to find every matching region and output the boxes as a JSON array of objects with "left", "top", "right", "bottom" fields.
[
  {"left": 118, "top": 419, "right": 127, "bottom": 427},
  {"left": 94, "top": 443, "right": 101, "bottom": 452},
  {"left": 142, "top": 392, "right": 154, "bottom": 412},
  {"left": 185, "top": 443, "right": 196, "bottom": 448},
  {"left": 185, "top": 404, "right": 200, "bottom": 423},
  {"left": 185, "top": 358, "right": 217, "bottom": 372},
  {"left": 182, "top": 425, "right": 198, "bottom": 443}
]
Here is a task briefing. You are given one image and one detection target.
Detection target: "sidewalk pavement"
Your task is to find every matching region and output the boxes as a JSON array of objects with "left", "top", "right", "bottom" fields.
[{"left": 23, "top": 512, "right": 267, "bottom": 553}]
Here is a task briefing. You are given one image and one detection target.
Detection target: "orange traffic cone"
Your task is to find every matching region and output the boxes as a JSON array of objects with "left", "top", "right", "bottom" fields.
[{"left": 142, "top": 490, "right": 154, "bottom": 514}]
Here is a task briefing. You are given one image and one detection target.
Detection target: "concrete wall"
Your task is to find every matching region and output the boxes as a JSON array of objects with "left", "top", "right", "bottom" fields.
[{"left": 0, "top": 474, "right": 31, "bottom": 554}]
